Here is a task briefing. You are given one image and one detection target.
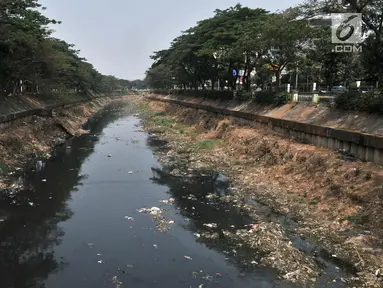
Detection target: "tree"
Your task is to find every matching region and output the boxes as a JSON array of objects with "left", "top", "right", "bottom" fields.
[
  {"left": 0, "top": 0, "right": 129, "bottom": 98},
  {"left": 300, "top": 0, "right": 383, "bottom": 86}
]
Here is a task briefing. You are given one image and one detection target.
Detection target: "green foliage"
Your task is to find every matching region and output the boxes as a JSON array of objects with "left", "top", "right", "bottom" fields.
[
  {"left": 155, "top": 116, "right": 173, "bottom": 127},
  {"left": 335, "top": 90, "right": 383, "bottom": 114},
  {"left": 253, "top": 91, "right": 291, "bottom": 106},
  {"left": 197, "top": 139, "right": 219, "bottom": 150},
  {"left": 145, "top": 1, "right": 383, "bottom": 114},
  {"left": 0, "top": 1, "right": 130, "bottom": 98},
  {"left": 152, "top": 89, "right": 234, "bottom": 99}
]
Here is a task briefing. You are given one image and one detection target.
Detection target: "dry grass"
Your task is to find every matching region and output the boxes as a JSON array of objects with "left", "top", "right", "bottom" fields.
[
  {"left": 0, "top": 97, "right": 116, "bottom": 175},
  {"left": 136, "top": 96, "right": 383, "bottom": 285}
]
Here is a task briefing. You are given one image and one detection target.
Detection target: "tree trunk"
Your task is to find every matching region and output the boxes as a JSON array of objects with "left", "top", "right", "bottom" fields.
[{"left": 276, "top": 70, "right": 281, "bottom": 91}]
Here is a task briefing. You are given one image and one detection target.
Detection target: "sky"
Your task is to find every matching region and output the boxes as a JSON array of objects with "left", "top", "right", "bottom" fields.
[{"left": 39, "top": 0, "right": 303, "bottom": 80}]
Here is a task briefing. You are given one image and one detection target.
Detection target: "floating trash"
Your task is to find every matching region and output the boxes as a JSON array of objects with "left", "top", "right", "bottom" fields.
[
  {"left": 98, "top": 260, "right": 104, "bottom": 264},
  {"left": 184, "top": 255, "right": 192, "bottom": 260},
  {"left": 153, "top": 244, "right": 158, "bottom": 249},
  {"left": 124, "top": 216, "right": 134, "bottom": 220},
  {"left": 203, "top": 223, "right": 218, "bottom": 228},
  {"left": 202, "top": 274, "right": 213, "bottom": 281},
  {"left": 168, "top": 220, "right": 175, "bottom": 224}
]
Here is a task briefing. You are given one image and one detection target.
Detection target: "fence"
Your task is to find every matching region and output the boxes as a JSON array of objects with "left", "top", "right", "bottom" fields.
[{"left": 0, "top": 92, "right": 130, "bottom": 130}]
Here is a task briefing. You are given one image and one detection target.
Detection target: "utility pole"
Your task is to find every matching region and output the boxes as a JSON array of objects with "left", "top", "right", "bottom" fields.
[{"left": 295, "top": 66, "right": 299, "bottom": 91}]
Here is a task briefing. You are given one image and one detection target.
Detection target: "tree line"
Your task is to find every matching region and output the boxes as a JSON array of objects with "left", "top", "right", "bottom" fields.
[
  {"left": 144, "top": 0, "right": 383, "bottom": 93},
  {"left": 0, "top": 0, "right": 133, "bottom": 98}
]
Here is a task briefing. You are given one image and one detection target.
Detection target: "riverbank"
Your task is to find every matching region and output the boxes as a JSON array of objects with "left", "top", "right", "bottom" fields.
[
  {"left": 0, "top": 96, "right": 130, "bottom": 189},
  {"left": 134, "top": 95, "right": 383, "bottom": 287}
]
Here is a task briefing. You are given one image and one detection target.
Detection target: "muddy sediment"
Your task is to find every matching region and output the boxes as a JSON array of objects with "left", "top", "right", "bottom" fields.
[
  {"left": 135, "top": 95, "right": 383, "bottom": 287},
  {"left": 0, "top": 96, "right": 129, "bottom": 189}
]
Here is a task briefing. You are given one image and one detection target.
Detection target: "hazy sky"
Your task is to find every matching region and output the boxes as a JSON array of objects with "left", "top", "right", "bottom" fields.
[{"left": 40, "top": 0, "right": 303, "bottom": 80}]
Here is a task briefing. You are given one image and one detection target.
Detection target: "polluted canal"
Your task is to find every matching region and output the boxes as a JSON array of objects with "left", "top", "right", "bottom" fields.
[{"left": 0, "top": 103, "right": 350, "bottom": 287}]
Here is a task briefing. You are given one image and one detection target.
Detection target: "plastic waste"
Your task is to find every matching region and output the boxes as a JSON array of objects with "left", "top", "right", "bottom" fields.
[
  {"left": 149, "top": 207, "right": 161, "bottom": 215},
  {"left": 203, "top": 223, "right": 218, "bottom": 228}
]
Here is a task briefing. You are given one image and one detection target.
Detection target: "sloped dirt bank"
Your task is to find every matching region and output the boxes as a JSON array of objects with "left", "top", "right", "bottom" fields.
[
  {"left": 0, "top": 96, "right": 130, "bottom": 189},
  {"left": 135, "top": 95, "right": 383, "bottom": 287}
]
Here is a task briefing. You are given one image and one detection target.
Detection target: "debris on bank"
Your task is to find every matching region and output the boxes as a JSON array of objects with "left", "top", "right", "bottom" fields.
[{"left": 134, "top": 96, "right": 383, "bottom": 287}]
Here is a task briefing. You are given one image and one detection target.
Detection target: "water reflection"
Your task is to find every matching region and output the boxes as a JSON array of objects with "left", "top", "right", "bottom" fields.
[
  {"left": 149, "top": 164, "right": 291, "bottom": 284},
  {"left": 0, "top": 104, "right": 125, "bottom": 288}
]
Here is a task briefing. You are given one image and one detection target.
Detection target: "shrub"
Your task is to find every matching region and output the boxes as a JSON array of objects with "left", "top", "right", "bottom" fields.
[
  {"left": 235, "top": 90, "right": 252, "bottom": 101},
  {"left": 253, "top": 91, "right": 291, "bottom": 106},
  {"left": 335, "top": 90, "right": 383, "bottom": 114}
]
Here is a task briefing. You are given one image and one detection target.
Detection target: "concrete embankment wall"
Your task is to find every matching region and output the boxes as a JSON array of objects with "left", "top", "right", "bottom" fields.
[
  {"left": 0, "top": 94, "right": 124, "bottom": 130},
  {"left": 146, "top": 94, "right": 383, "bottom": 165}
]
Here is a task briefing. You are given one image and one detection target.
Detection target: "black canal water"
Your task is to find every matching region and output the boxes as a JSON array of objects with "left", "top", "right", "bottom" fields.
[{"left": 0, "top": 103, "right": 348, "bottom": 287}]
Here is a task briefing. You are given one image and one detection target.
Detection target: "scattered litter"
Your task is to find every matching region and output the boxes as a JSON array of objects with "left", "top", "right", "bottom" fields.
[
  {"left": 138, "top": 207, "right": 162, "bottom": 215},
  {"left": 42, "top": 179, "right": 47, "bottom": 182},
  {"left": 202, "top": 274, "right": 213, "bottom": 281},
  {"left": 194, "top": 233, "right": 201, "bottom": 238},
  {"left": 149, "top": 207, "right": 161, "bottom": 215},
  {"left": 283, "top": 270, "right": 300, "bottom": 280},
  {"left": 28, "top": 202, "right": 34, "bottom": 206},
  {"left": 376, "top": 269, "right": 381, "bottom": 277},
  {"left": 184, "top": 256, "right": 192, "bottom": 260},
  {"left": 168, "top": 220, "right": 175, "bottom": 224},
  {"left": 187, "top": 194, "right": 197, "bottom": 200},
  {"left": 216, "top": 272, "right": 223, "bottom": 277},
  {"left": 153, "top": 244, "right": 158, "bottom": 249},
  {"left": 251, "top": 260, "right": 258, "bottom": 265},
  {"left": 203, "top": 223, "right": 218, "bottom": 228},
  {"left": 124, "top": 216, "right": 134, "bottom": 220},
  {"left": 249, "top": 224, "right": 263, "bottom": 233},
  {"left": 198, "top": 285, "right": 204, "bottom": 288},
  {"left": 107, "top": 154, "right": 112, "bottom": 157},
  {"left": 160, "top": 197, "right": 175, "bottom": 204},
  {"left": 112, "top": 276, "right": 122, "bottom": 288},
  {"left": 98, "top": 260, "right": 104, "bottom": 264},
  {"left": 128, "top": 171, "right": 134, "bottom": 174},
  {"left": 97, "top": 253, "right": 102, "bottom": 256},
  {"left": 332, "top": 254, "right": 337, "bottom": 258}
]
